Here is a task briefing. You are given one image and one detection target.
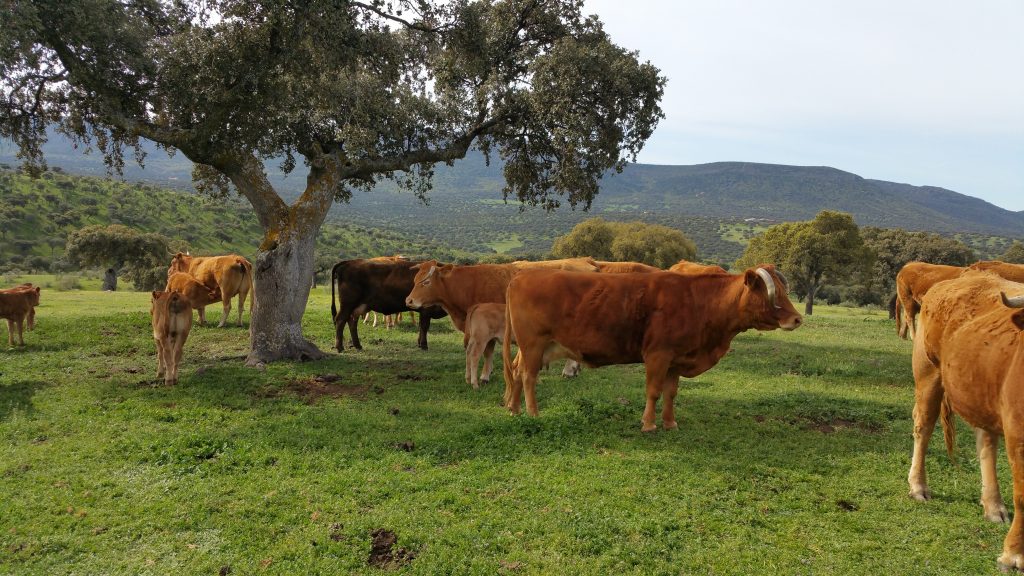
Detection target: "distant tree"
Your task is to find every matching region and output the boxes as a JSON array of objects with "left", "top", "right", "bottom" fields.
[
  {"left": 736, "top": 211, "right": 873, "bottom": 315},
  {"left": 859, "top": 227, "right": 975, "bottom": 300},
  {"left": 65, "top": 225, "right": 169, "bottom": 291},
  {"left": 1002, "top": 241, "right": 1024, "bottom": 264},
  {"left": 2, "top": 1, "right": 665, "bottom": 364},
  {"left": 552, "top": 218, "right": 696, "bottom": 267}
]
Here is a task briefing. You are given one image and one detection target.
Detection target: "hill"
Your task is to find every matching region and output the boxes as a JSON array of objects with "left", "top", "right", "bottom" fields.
[{"left": 0, "top": 169, "right": 463, "bottom": 274}]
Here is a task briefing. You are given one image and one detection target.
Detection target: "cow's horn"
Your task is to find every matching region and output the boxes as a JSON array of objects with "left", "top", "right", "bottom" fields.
[
  {"left": 1001, "top": 292, "right": 1024, "bottom": 308},
  {"left": 756, "top": 268, "right": 778, "bottom": 309},
  {"left": 424, "top": 265, "right": 436, "bottom": 280},
  {"left": 775, "top": 269, "right": 790, "bottom": 290}
]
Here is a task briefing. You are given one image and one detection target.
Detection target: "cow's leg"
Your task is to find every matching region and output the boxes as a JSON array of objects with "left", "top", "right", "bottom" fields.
[
  {"left": 5, "top": 319, "right": 13, "bottom": 347},
  {"left": 661, "top": 374, "right": 681, "bottom": 430},
  {"left": 466, "top": 337, "right": 482, "bottom": 389},
  {"left": 908, "top": 349, "right": 943, "bottom": 501},
  {"left": 197, "top": 306, "right": 207, "bottom": 326},
  {"left": 14, "top": 318, "right": 24, "bottom": 346},
  {"left": 520, "top": 346, "right": 546, "bottom": 417},
  {"left": 416, "top": 313, "right": 431, "bottom": 350},
  {"left": 218, "top": 288, "right": 232, "bottom": 328},
  {"left": 997, "top": 431, "right": 1024, "bottom": 571},
  {"left": 641, "top": 355, "right": 671, "bottom": 432},
  {"left": 976, "top": 428, "right": 1009, "bottom": 522},
  {"left": 506, "top": 350, "right": 525, "bottom": 415},
  {"left": 236, "top": 292, "right": 245, "bottom": 326},
  {"left": 155, "top": 338, "right": 166, "bottom": 379},
  {"left": 169, "top": 337, "right": 185, "bottom": 385},
  {"left": 480, "top": 339, "right": 497, "bottom": 386},
  {"left": 348, "top": 313, "right": 362, "bottom": 350}
]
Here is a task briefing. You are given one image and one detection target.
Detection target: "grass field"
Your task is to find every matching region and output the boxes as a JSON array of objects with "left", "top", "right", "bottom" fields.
[{"left": 0, "top": 288, "right": 1015, "bottom": 575}]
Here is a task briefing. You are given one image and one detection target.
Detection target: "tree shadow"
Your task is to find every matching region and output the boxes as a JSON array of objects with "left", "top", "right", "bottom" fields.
[{"left": 0, "top": 380, "right": 49, "bottom": 421}]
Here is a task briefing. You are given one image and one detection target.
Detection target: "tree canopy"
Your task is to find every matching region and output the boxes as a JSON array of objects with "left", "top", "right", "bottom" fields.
[
  {"left": 736, "top": 210, "right": 873, "bottom": 315},
  {"left": 1, "top": 0, "right": 666, "bottom": 363},
  {"left": 1002, "top": 241, "right": 1024, "bottom": 264},
  {"left": 65, "top": 224, "right": 170, "bottom": 290},
  {"left": 551, "top": 217, "right": 696, "bottom": 268},
  {"left": 859, "top": 226, "right": 975, "bottom": 299}
]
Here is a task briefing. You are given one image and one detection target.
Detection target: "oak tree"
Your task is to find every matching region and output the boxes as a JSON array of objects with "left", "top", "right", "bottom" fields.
[{"left": 1, "top": 0, "right": 665, "bottom": 363}]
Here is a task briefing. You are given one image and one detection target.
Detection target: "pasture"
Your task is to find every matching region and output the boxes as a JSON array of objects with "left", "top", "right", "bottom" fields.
[{"left": 0, "top": 288, "right": 1013, "bottom": 574}]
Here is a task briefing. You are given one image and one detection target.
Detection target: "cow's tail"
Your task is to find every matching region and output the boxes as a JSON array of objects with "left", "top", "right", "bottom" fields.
[
  {"left": 502, "top": 296, "right": 514, "bottom": 409},
  {"left": 941, "top": 394, "right": 956, "bottom": 463},
  {"left": 887, "top": 294, "right": 897, "bottom": 320},
  {"left": 895, "top": 299, "right": 907, "bottom": 339},
  {"left": 463, "top": 306, "right": 474, "bottom": 349},
  {"left": 330, "top": 261, "right": 345, "bottom": 322}
]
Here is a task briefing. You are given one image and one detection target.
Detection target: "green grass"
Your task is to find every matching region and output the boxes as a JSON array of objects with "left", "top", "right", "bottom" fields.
[
  {"left": 486, "top": 235, "right": 524, "bottom": 254},
  {"left": 0, "top": 290, "right": 1014, "bottom": 574}
]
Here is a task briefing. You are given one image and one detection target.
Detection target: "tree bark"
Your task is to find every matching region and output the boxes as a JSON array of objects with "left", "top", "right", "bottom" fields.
[
  {"left": 805, "top": 284, "right": 816, "bottom": 316},
  {"left": 102, "top": 267, "right": 118, "bottom": 291},
  {"left": 246, "top": 228, "right": 325, "bottom": 365}
]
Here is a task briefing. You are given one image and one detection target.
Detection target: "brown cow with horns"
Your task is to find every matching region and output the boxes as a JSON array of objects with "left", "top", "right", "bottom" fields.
[{"left": 502, "top": 265, "right": 802, "bottom": 431}]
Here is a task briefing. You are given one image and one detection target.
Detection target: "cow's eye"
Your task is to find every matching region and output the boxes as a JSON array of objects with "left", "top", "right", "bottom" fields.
[{"left": 421, "top": 279, "right": 430, "bottom": 286}]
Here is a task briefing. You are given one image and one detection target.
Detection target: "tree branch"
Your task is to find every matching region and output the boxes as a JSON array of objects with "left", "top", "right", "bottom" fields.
[{"left": 350, "top": 2, "right": 441, "bottom": 33}]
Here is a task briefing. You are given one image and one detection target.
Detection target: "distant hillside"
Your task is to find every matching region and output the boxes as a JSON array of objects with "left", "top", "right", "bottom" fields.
[
  {"left": 3, "top": 136, "right": 1021, "bottom": 263},
  {"left": 0, "top": 170, "right": 462, "bottom": 272}
]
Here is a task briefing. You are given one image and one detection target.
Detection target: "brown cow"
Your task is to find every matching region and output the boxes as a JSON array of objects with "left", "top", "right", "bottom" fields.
[
  {"left": 502, "top": 266, "right": 802, "bottom": 431},
  {"left": 894, "top": 261, "right": 964, "bottom": 339},
  {"left": 150, "top": 290, "right": 193, "bottom": 386},
  {"left": 165, "top": 272, "right": 222, "bottom": 326},
  {"left": 668, "top": 260, "right": 728, "bottom": 275},
  {"left": 168, "top": 252, "right": 253, "bottom": 327},
  {"left": 594, "top": 260, "right": 663, "bottom": 273},
  {"left": 330, "top": 258, "right": 447, "bottom": 351},
  {"left": 463, "top": 302, "right": 509, "bottom": 388},
  {"left": 908, "top": 269, "right": 1024, "bottom": 570},
  {"left": 3, "top": 283, "right": 40, "bottom": 331},
  {"left": 970, "top": 260, "right": 1024, "bottom": 282},
  {"left": 0, "top": 285, "right": 40, "bottom": 346}
]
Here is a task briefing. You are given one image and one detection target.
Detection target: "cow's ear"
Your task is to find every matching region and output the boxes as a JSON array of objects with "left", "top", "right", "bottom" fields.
[
  {"left": 1012, "top": 310, "right": 1024, "bottom": 331},
  {"left": 410, "top": 263, "right": 422, "bottom": 271},
  {"left": 33, "top": 287, "right": 40, "bottom": 295},
  {"left": 152, "top": 291, "right": 161, "bottom": 299},
  {"left": 743, "top": 269, "right": 760, "bottom": 288}
]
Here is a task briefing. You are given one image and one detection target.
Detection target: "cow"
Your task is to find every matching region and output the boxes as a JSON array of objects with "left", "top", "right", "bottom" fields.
[
  {"left": 3, "top": 283, "right": 40, "bottom": 331},
  {"left": 150, "top": 290, "right": 193, "bottom": 386},
  {"left": 893, "top": 261, "right": 964, "bottom": 339},
  {"left": 165, "top": 272, "right": 222, "bottom": 326},
  {"left": 330, "top": 258, "right": 447, "bottom": 351},
  {"left": 0, "top": 285, "right": 40, "bottom": 346},
  {"left": 907, "top": 269, "right": 1024, "bottom": 571},
  {"left": 404, "top": 258, "right": 599, "bottom": 378},
  {"left": 463, "top": 302, "right": 509, "bottom": 388},
  {"left": 168, "top": 252, "right": 253, "bottom": 327},
  {"left": 668, "top": 260, "right": 728, "bottom": 275},
  {"left": 501, "top": 266, "right": 802, "bottom": 431},
  {"left": 594, "top": 260, "right": 663, "bottom": 274},
  {"left": 970, "top": 260, "right": 1024, "bottom": 282}
]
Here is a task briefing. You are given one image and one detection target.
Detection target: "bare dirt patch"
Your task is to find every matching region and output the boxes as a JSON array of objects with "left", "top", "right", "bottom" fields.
[
  {"left": 256, "top": 374, "right": 369, "bottom": 404},
  {"left": 368, "top": 528, "right": 415, "bottom": 569}
]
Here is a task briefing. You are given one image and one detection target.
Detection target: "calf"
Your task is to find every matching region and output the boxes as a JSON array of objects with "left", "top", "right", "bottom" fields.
[
  {"left": 894, "top": 261, "right": 964, "bottom": 339},
  {"left": 150, "top": 290, "right": 193, "bottom": 385},
  {"left": 464, "top": 303, "right": 509, "bottom": 389},
  {"left": 0, "top": 285, "right": 40, "bottom": 346},
  {"left": 165, "top": 272, "right": 222, "bottom": 326}
]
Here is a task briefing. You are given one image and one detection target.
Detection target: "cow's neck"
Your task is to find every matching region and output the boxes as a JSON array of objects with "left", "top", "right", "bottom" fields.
[{"left": 695, "top": 274, "right": 755, "bottom": 348}]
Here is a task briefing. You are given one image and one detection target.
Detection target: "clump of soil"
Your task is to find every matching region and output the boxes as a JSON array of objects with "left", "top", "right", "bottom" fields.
[
  {"left": 257, "top": 374, "right": 368, "bottom": 404},
  {"left": 368, "top": 528, "right": 415, "bottom": 569}
]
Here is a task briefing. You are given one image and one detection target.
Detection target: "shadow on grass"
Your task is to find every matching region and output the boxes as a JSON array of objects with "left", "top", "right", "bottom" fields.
[{"left": 0, "top": 380, "right": 49, "bottom": 421}]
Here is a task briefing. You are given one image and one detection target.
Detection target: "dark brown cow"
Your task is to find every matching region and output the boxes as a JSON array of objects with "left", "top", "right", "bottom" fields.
[
  {"left": 168, "top": 252, "right": 253, "bottom": 327},
  {"left": 894, "top": 261, "right": 964, "bottom": 339},
  {"left": 150, "top": 290, "right": 193, "bottom": 386},
  {"left": 330, "top": 258, "right": 447, "bottom": 351},
  {"left": 0, "top": 284, "right": 40, "bottom": 346},
  {"left": 502, "top": 266, "right": 802, "bottom": 431},
  {"left": 908, "top": 269, "right": 1024, "bottom": 571}
]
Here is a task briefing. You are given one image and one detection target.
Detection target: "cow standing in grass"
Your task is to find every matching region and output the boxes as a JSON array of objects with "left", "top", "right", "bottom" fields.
[
  {"left": 0, "top": 284, "right": 40, "bottom": 346},
  {"left": 150, "top": 290, "right": 193, "bottom": 386},
  {"left": 165, "top": 272, "right": 222, "bottom": 326},
  {"left": 502, "top": 266, "right": 802, "bottom": 431},
  {"left": 168, "top": 252, "right": 253, "bottom": 327},
  {"left": 893, "top": 261, "right": 964, "bottom": 339},
  {"left": 908, "top": 269, "right": 1024, "bottom": 571}
]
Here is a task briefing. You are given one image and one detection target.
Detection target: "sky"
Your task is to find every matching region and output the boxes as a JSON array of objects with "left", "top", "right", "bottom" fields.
[{"left": 582, "top": 0, "right": 1024, "bottom": 211}]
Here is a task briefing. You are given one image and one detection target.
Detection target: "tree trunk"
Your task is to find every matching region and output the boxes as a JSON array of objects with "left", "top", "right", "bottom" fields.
[
  {"left": 246, "top": 229, "right": 325, "bottom": 365},
  {"left": 805, "top": 284, "right": 816, "bottom": 316},
  {"left": 102, "top": 267, "right": 118, "bottom": 291}
]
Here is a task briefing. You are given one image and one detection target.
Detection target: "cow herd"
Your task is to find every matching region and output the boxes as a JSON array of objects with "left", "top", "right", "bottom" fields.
[{"left": 3, "top": 252, "right": 1024, "bottom": 570}]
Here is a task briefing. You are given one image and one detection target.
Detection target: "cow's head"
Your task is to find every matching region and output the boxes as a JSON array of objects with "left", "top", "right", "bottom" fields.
[
  {"left": 406, "top": 260, "right": 453, "bottom": 309},
  {"left": 742, "top": 264, "right": 802, "bottom": 331},
  {"left": 167, "top": 252, "right": 192, "bottom": 278}
]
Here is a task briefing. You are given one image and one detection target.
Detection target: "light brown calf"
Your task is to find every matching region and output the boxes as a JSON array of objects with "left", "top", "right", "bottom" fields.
[
  {"left": 150, "top": 291, "right": 193, "bottom": 386},
  {"left": 165, "top": 272, "right": 222, "bottom": 326},
  {"left": 0, "top": 285, "right": 40, "bottom": 346},
  {"left": 464, "top": 303, "right": 509, "bottom": 388},
  {"left": 894, "top": 261, "right": 963, "bottom": 339}
]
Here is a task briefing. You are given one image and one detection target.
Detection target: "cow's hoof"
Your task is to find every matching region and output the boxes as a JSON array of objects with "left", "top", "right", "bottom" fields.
[
  {"left": 998, "top": 552, "right": 1023, "bottom": 572},
  {"left": 983, "top": 502, "right": 1010, "bottom": 523},
  {"left": 480, "top": 378, "right": 489, "bottom": 386},
  {"left": 641, "top": 422, "right": 658, "bottom": 433},
  {"left": 662, "top": 420, "right": 678, "bottom": 430},
  {"left": 909, "top": 487, "right": 931, "bottom": 501}
]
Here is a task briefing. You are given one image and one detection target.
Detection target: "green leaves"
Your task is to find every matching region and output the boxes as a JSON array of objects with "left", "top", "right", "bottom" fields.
[{"left": 551, "top": 217, "right": 697, "bottom": 267}]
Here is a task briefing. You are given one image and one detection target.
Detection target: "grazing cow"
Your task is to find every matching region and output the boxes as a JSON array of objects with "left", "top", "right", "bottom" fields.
[
  {"left": 463, "top": 302, "right": 510, "bottom": 388},
  {"left": 894, "top": 261, "right": 964, "bottom": 339},
  {"left": 168, "top": 252, "right": 253, "bottom": 327},
  {"left": 165, "top": 272, "right": 222, "bottom": 326},
  {"left": 668, "top": 260, "right": 728, "bottom": 275},
  {"left": 502, "top": 266, "right": 802, "bottom": 430},
  {"left": 330, "top": 258, "right": 447, "bottom": 351},
  {"left": 907, "top": 270, "right": 1024, "bottom": 571},
  {"left": 150, "top": 290, "right": 193, "bottom": 385},
  {"left": 594, "top": 260, "right": 662, "bottom": 273},
  {"left": 0, "top": 285, "right": 40, "bottom": 346},
  {"left": 405, "top": 258, "right": 598, "bottom": 378}
]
